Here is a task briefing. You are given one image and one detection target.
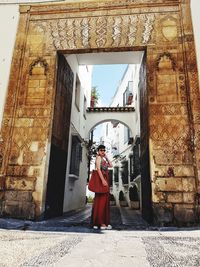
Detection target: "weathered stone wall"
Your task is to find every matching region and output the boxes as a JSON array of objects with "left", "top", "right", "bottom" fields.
[{"left": 0, "top": 0, "right": 199, "bottom": 224}]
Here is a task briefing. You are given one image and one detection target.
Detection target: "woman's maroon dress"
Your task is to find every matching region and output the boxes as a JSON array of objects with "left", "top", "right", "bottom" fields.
[{"left": 92, "top": 158, "right": 110, "bottom": 227}]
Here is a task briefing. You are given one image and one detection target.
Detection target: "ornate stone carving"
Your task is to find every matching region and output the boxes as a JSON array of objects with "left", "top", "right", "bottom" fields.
[
  {"left": 96, "top": 17, "right": 108, "bottom": 47},
  {"left": 141, "top": 14, "right": 155, "bottom": 44},
  {"left": 161, "top": 16, "right": 178, "bottom": 42},
  {"left": 150, "top": 103, "right": 187, "bottom": 116},
  {"left": 126, "top": 16, "right": 138, "bottom": 46},
  {"left": 65, "top": 19, "right": 76, "bottom": 49},
  {"left": 46, "top": 13, "right": 156, "bottom": 51},
  {"left": 29, "top": 57, "right": 48, "bottom": 76},
  {"left": 112, "top": 17, "right": 122, "bottom": 46},
  {"left": 154, "top": 52, "right": 178, "bottom": 103},
  {"left": 81, "top": 18, "right": 90, "bottom": 48},
  {"left": 156, "top": 52, "right": 176, "bottom": 71}
]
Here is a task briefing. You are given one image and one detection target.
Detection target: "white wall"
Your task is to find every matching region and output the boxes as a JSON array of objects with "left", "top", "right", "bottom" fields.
[
  {"left": 110, "top": 64, "right": 140, "bottom": 141},
  {"left": 103, "top": 65, "right": 140, "bottom": 206},
  {"left": 65, "top": 54, "right": 92, "bottom": 138},
  {"left": 191, "top": 0, "right": 200, "bottom": 85},
  {"left": 63, "top": 54, "right": 92, "bottom": 212},
  {"left": 0, "top": 5, "right": 19, "bottom": 128}
]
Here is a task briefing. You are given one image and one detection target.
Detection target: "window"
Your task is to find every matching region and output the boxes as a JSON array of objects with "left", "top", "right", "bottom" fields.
[
  {"left": 114, "top": 166, "right": 119, "bottom": 183},
  {"left": 121, "top": 160, "right": 128, "bottom": 184},
  {"left": 70, "top": 135, "right": 82, "bottom": 176},
  {"left": 108, "top": 169, "right": 113, "bottom": 187},
  {"left": 124, "top": 126, "right": 130, "bottom": 144},
  {"left": 75, "top": 75, "right": 81, "bottom": 111},
  {"left": 123, "top": 81, "right": 133, "bottom": 106},
  {"left": 129, "top": 155, "right": 134, "bottom": 182},
  {"left": 83, "top": 95, "right": 87, "bottom": 119},
  {"left": 130, "top": 143, "right": 140, "bottom": 181},
  {"left": 127, "top": 81, "right": 133, "bottom": 92},
  {"left": 133, "top": 144, "right": 140, "bottom": 178},
  {"left": 123, "top": 88, "right": 129, "bottom": 106}
]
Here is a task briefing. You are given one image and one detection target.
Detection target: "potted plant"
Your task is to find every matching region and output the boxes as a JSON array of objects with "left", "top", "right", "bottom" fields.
[{"left": 90, "top": 86, "right": 100, "bottom": 108}]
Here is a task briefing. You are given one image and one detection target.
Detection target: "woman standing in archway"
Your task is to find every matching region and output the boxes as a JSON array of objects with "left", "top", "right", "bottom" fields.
[{"left": 92, "top": 144, "right": 113, "bottom": 230}]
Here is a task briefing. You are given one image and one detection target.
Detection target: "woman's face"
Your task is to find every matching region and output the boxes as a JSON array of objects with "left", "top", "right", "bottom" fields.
[{"left": 98, "top": 148, "right": 106, "bottom": 156}]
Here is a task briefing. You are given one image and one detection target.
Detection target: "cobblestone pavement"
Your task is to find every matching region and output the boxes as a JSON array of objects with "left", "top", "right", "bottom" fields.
[
  {"left": 142, "top": 234, "right": 200, "bottom": 267},
  {"left": 0, "top": 230, "right": 82, "bottom": 266},
  {"left": 1, "top": 227, "right": 200, "bottom": 266},
  {"left": 1, "top": 206, "right": 200, "bottom": 266}
]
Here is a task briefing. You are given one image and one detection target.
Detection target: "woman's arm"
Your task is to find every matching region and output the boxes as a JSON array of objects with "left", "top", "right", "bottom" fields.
[
  {"left": 96, "top": 155, "right": 108, "bottom": 186},
  {"left": 105, "top": 155, "right": 113, "bottom": 167}
]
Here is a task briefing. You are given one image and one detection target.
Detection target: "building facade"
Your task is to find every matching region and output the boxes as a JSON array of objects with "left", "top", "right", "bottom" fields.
[
  {"left": 101, "top": 64, "right": 142, "bottom": 209},
  {"left": 0, "top": 0, "right": 200, "bottom": 225}
]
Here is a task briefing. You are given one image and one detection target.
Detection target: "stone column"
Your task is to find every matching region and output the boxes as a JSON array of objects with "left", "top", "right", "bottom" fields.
[
  {"left": 148, "top": 1, "right": 199, "bottom": 224},
  {"left": 0, "top": 6, "right": 57, "bottom": 219}
]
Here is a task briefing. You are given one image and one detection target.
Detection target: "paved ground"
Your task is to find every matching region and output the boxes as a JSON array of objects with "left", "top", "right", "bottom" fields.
[
  {"left": 0, "top": 204, "right": 148, "bottom": 231},
  {"left": 0, "top": 205, "right": 200, "bottom": 266}
]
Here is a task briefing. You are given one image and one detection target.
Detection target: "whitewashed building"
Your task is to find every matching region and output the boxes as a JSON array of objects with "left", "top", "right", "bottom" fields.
[
  {"left": 61, "top": 55, "right": 92, "bottom": 213},
  {"left": 100, "top": 64, "right": 142, "bottom": 208}
]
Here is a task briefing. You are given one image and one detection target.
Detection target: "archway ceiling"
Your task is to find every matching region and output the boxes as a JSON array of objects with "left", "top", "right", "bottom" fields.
[{"left": 65, "top": 51, "right": 144, "bottom": 65}]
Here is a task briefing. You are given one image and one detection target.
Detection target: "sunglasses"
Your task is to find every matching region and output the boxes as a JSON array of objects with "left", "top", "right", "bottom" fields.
[{"left": 99, "top": 149, "right": 106, "bottom": 152}]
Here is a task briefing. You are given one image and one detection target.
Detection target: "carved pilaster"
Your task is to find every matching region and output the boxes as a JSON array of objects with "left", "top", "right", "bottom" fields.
[{"left": 180, "top": 0, "right": 200, "bottom": 193}]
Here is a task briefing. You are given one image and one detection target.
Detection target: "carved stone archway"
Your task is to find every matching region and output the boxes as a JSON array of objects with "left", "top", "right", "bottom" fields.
[{"left": 0, "top": 0, "right": 199, "bottom": 224}]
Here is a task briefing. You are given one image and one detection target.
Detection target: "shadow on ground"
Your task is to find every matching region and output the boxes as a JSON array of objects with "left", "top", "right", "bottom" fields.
[{"left": 0, "top": 205, "right": 150, "bottom": 233}]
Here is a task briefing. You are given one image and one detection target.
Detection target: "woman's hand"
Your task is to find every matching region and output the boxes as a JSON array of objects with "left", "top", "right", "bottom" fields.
[{"left": 104, "top": 155, "right": 113, "bottom": 168}]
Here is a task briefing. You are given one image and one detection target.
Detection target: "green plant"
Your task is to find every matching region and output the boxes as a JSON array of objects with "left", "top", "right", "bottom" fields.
[
  {"left": 91, "top": 86, "right": 100, "bottom": 107},
  {"left": 87, "top": 195, "right": 94, "bottom": 203}
]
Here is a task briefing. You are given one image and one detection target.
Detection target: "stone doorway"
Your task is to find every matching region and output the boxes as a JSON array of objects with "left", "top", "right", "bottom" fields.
[
  {"left": 45, "top": 54, "right": 73, "bottom": 218},
  {"left": 138, "top": 52, "right": 152, "bottom": 222},
  {"left": 0, "top": 0, "right": 199, "bottom": 225}
]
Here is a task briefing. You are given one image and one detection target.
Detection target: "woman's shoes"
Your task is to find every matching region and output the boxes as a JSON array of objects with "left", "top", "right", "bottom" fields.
[
  {"left": 93, "top": 225, "right": 112, "bottom": 230},
  {"left": 100, "top": 225, "right": 112, "bottom": 230},
  {"left": 106, "top": 224, "right": 112, "bottom": 230}
]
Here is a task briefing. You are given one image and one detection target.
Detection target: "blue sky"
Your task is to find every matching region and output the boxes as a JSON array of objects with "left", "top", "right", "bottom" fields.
[
  {"left": 91, "top": 64, "right": 128, "bottom": 143},
  {"left": 92, "top": 64, "right": 128, "bottom": 106}
]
